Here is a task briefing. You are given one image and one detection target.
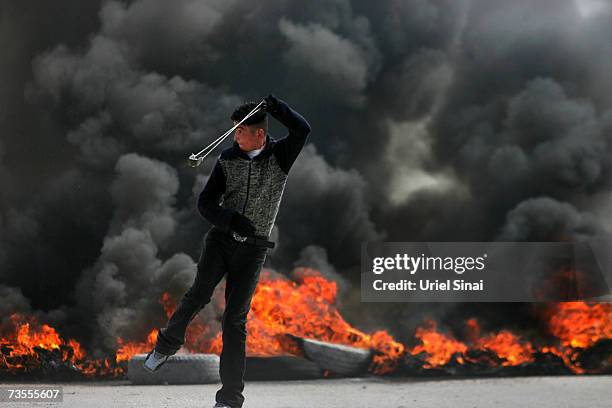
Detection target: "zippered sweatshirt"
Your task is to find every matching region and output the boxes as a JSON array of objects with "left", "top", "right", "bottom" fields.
[{"left": 197, "top": 98, "right": 311, "bottom": 238}]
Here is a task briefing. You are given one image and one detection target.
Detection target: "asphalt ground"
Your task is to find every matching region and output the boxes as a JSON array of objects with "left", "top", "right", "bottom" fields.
[{"left": 0, "top": 375, "right": 610, "bottom": 408}]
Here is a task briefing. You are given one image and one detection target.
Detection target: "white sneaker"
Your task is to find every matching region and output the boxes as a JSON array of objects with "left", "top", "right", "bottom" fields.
[{"left": 143, "top": 349, "right": 169, "bottom": 372}]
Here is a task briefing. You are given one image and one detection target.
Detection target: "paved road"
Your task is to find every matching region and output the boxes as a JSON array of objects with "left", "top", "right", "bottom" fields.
[{"left": 1, "top": 376, "right": 610, "bottom": 408}]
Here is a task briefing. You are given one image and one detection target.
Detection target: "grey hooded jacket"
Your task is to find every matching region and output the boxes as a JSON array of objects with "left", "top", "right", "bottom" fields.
[{"left": 197, "top": 98, "right": 311, "bottom": 238}]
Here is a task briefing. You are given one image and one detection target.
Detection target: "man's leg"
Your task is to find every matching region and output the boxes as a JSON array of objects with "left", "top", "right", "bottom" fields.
[
  {"left": 155, "top": 235, "right": 229, "bottom": 355},
  {"left": 215, "top": 244, "right": 267, "bottom": 408}
]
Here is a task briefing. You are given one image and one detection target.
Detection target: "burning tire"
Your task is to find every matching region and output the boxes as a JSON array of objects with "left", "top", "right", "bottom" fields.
[
  {"left": 128, "top": 353, "right": 220, "bottom": 385},
  {"left": 245, "top": 356, "right": 324, "bottom": 381},
  {"left": 295, "top": 337, "right": 372, "bottom": 376}
]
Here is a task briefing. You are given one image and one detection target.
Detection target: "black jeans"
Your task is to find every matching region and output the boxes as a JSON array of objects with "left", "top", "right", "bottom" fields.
[{"left": 154, "top": 227, "right": 268, "bottom": 408}]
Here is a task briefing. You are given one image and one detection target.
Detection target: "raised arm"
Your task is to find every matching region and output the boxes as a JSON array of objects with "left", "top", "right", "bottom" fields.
[{"left": 266, "top": 94, "right": 312, "bottom": 174}]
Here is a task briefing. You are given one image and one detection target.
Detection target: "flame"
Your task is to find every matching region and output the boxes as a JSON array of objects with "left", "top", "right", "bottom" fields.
[
  {"left": 410, "top": 319, "right": 468, "bottom": 368},
  {"left": 408, "top": 302, "right": 610, "bottom": 373},
  {"left": 410, "top": 318, "right": 535, "bottom": 368},
  {"left": 542, "top": 302, "right": 612, "bottom": 373},
  {"left": 115, "top": 330, "right": 157, "bottom": 363},
  {"left": 0, "top": 313, "right": 122, "bottom": 377},
  {"left": 466, "top": 319, "right": 534, "bottom": 366},
  {"left": 2, "top": 270, "right": 610, "bottom": 379},
  {"left": 1, "top": 314, "right": 69, "bottom": 367},
  {"left": 547, "top": 302, "right": 612, "bottom": 349},
  {"left": 159, "top": 292, "right": 176, "bottom": 318}
]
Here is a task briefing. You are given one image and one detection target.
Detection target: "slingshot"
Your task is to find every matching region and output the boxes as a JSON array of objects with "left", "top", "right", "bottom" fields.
[{"left": 188, "top": 100, "right": 266, "bottom": 167}]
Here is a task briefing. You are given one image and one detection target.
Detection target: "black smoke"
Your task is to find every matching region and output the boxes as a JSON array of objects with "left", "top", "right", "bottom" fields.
[{"left": 2, "top": 0, "right": 612, "bottom": 354}]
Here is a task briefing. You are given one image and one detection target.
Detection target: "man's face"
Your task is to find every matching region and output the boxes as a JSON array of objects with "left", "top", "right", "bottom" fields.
[{"left": 234, "top": 122, "right": 265, "bottom": 152}]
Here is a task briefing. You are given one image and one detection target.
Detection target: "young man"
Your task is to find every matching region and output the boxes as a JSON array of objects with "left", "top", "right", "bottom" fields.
[{"left": 144, "top": 94, "right": 311, "bottom": 408}]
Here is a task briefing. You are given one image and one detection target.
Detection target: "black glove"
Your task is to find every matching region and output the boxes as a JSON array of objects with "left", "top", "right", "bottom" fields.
[
  {"left": 230, "top": 212, "right": 256, "bottom": 237},
  {"left": 264, "top": 93, "right": 281, "bottom": 114}
]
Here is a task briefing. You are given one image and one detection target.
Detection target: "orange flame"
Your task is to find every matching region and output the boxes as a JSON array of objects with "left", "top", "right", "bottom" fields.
[
  {"left": 410, "top": 319, "right": 468, "bottom": 368},
  {"left": 410, "top": 318, "right": 535, "bottom": 368},
  {"left": 466, "top": 319, "right": 534, "bottom": 366},
  {"left": 542, "top": 302, "right": 612, "bottom": 373},
  {"left": 115, "top": 330, "right": 158, "bottom": 363},
  {"left": 2, "top": 272, "right": 610, "bottom": 378},
  {"left": 0, "top": 313, "right": 122, "bottom": 377},
  {"left": 547, "top": 302, "right": 612, "bottom": 349},
  {"left": 408, "top": 302, "right": 611, "bottom": 373}
]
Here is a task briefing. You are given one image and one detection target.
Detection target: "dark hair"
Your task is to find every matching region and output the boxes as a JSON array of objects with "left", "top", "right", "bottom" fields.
[{"left": 231, "top": 101, "right": 267, "bottom": 132}]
